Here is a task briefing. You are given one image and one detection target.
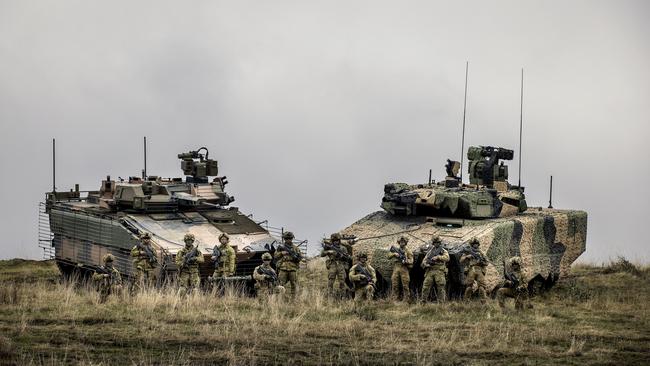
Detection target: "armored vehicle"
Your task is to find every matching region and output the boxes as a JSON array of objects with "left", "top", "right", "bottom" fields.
[
  {"left": 339, "top": 146, "right": 587, "bottom": 298},
  {"left": 41, "top": 147, "right": 301, "bottom": 285}
]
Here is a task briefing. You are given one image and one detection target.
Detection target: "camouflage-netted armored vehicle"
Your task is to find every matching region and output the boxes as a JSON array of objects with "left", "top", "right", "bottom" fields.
[
  {"left": 340, "top": 146, "right": 587, "bottom": 298},
  {"left": 42, "top": 147, "right": 297, "bottom": 285}
]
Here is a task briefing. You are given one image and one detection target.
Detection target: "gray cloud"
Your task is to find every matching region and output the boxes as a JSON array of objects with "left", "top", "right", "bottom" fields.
[{"left": 1, "top": 0, "right": 648, "bottom": 262}]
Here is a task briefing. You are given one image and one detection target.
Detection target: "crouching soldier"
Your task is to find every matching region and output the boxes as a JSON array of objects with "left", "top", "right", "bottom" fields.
[
  {"left": 92, "top": 254, "right": 122, "bottom": 303},
  {"left": 421, "top": 236, "right": 449, "bottom": 302},
  {"left": 130, "top": 232, "right": 158, "bottom": 292},
  {"left": 348, "top": 253, "right": 377, "bottom": 305},
  {"left": 253, "top": 252, "right": 285, "bottom": 301},
  {"left": 389, "top": 236, "right": 413, "bottom": 301},
  {"left": 176, "top": 233, "right": 204, "bottom": 297},
  {"left": 497, "top": 257, "right": 530, "bottom": 310},
  {"left": 461, "top": 238, "right": 489, "bottom": 302},
  {"left": 275, "top": 231, "right": 302, "bottom": 300}
]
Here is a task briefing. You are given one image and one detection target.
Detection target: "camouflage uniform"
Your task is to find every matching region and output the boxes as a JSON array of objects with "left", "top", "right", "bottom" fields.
[
  {"left": 389, "top": 236, "right": 413, "bottom": 301},
  {"left": 274, "top": 231, "right": 301, "bottom": 299},
  {"left": 176, "top": 233, "right": 204, "bottom": 297},
  {"left": 348, "top": 253, "right": 377, "bottom": 304},
  {"left": 253, "top": 253, "right": 285, "bottom": 301},
  {"left": 212, "top": 233, "right": 236, "bottom": 279},
  {"left": 130, "top": 233, "right": 157, "bottom": 291},
  {"left": 92, "top": 254, "right": 123, "bottom": 303},
  {"left": 320, "top": 233, "right": 351, "bottom": 297},
  {"left": 497, "top": 257, "right": 529, "bottom": 310},
  {"left": 421, "top": 236, "right": 450, "bottom": 302},
  {"left": 461, "top": 238, "right": 489, "bottom": 301}
]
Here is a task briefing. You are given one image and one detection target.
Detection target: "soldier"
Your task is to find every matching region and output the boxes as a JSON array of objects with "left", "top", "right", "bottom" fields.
[
  {"left": 321, "top": 233, "right": 351, "bottom": 297},
  {"left": 461, "top": 237, "right": 489, "bottom": 302},
  {"left": 130, "top": 232, "right": 158, "bottom": 292},
  {"left": 389, "top": 236, "right": 413, "bottom": 301},
  {"left": 274, "top": 231, "right": 302, "bottom": 300},
  {"left": 348, "top": 252, "right": 377, "bottom": 305},
  {"left": 92, "top": 254, "right": 122, "bottom": 303},
  {"left": 253, "top": 252, "right": 285, "bottom": 301},
  {"left": 497, "top": 256, "right": 530, "bottom": 310},
  {"left": 176, "top": 233, "right": 204, "bottom": 297},
  {"left": 421, "top": 235, "right": 450, "bottom": 302},
  {"left": 211, "top": 233, "right": 236, "bottom": 280}
]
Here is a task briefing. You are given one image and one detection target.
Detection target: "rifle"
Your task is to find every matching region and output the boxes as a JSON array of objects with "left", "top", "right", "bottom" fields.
[
  {"left": 137, "top": 240, "right": 158, "bottom": 266},
  {"left": 322, "top": 243, "right": 352, "bottom": 262},
  {"left": 211, "top": 245, "right": 222, "bottom": 269},
  {"left": 256, "top": 266, "right": 278, "bottom": 284},
  {"left": 423, "top": 245, "right": 445, "bottom": 266},
  {"left": 502, "top": 260, "right": 521, "bottom": 290},
  {"left": 390, "top": 246, "right": 407, "bottom": 265},
  {"left": 461, "top": 247, "right": 488, "bottom": 266},
  {"left": 354, "top": 264, "right": 375, "bottom": 287},
  {"left": 278, "top": 243, "right": 302, "bottom": 262},
  {"left": 180, "top": 246, "right": 200, "bottom": 270},
  {"left": 94, "top": 266, "right": 119, "bottom": 285}
]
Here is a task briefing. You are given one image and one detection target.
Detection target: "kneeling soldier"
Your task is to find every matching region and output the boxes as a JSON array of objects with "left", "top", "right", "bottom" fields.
[
  {"left": 176, "top": 233, "right": 204, "bottom": 297},
  {"left": 275, "top": 231, "right": 302, "bottom": 300},
  {"left": 348, "top": 253, "right": 377, "bottom": 305},
  {"left": 497, "top": 256, "right": 529, "bottom": 310},
  {"left": 389, "top": 236, "right": 413, "bottom": 301},
  {"left": 253, "top": 252, "right": 285, "bottom": 301},
  {"left": 421, "top": 236, "right": 450, "bottom": 302},
  {"left": 92, "top": 254, "right": 122, "bottom": 303}
]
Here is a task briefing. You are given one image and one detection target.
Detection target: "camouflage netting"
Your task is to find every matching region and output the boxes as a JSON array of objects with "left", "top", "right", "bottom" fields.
[{"left": 340, "top": 208, "right": 587, "bottom": 291}]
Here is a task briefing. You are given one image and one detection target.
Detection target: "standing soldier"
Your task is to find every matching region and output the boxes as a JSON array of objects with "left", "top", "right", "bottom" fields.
[
  {"left": 274, "top": 231, "right": 302, "bottom": 300},
  {"left": 176, "top": 233, "right": 204, "bottom": 297},
  {"left": 321, "top": 233, "right": 352, "bottom": 297},
  {"left": 211, "top": 233, "right": 236, "bottom": 280},
  {"left": 348, "top": 252, "right": 377, "bottom": 305},
  {"left": 389, "top": 236, "right": 413, "bottom": 301},
  {"left": 461, "top": 238, "right": 489, "bottom": 302},
  {"left": 497, "top": 256, "right": 530, "bottom": 310},
  {"left": 253, "top": 252, "right": 285, "bottom": 301},
  {"left": 421, "top": 236, "right": 450, "bottom": 302},
  {"left": 92, "top": 254, "right": 122, "bottom": 303},
  {"left": 130, "top": 232, "right": 158, "bottom": 292}
]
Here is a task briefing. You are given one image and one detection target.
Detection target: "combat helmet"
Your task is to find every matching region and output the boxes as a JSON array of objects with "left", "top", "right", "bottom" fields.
[
  {"left": 102, "top": 253, "right": 114, "bottom": 263},
  {"left": 510, "top": 256, "right": 522, "bottom": 268},
  {"left": 398, "top": 236, "right": 409, "bottom": 244},
  {"left": 140, "top": 232, "right": 151, "bottom": 240},
  {"left": 357, "top": 252, "right": 368, "bottom": 260},
  {"left": 282, "top": 231, "right": 295, "bottom": 240},
  {"left": 469, "top": 237, "right": 480, "bottom": 247},
  {"left": 184, "top": 233, "right": 195, "bottom": 243},
  {"left": 219, "top": 233, "right": 230, "bottom": 243},
  {"left": 262, "top": 252, "right": 272, "bottom": 261},
  {"left": 330, "top": 233, "right": 342, "bottom": 241},
  {"left": 431, "top": 235, "right": 442, "bottom": 245}
]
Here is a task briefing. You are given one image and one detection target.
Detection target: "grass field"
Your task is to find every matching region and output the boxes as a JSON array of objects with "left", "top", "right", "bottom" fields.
[{"left": 0, "top": 258, "right": 648, "bottom": 365}]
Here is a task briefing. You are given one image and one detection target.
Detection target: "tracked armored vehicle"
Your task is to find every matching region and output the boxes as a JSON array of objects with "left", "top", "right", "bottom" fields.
[
  {"left": 41, "top": 147, "right": 299, "bottom": 284},
  {"left": 340, "top": 146, "right": 587, "bottom": 298}
]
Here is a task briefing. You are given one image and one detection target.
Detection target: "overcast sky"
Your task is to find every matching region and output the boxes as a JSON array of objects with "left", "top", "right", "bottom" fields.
[{"left": 1, "top": 0, "right": 648, "bottom": 263}]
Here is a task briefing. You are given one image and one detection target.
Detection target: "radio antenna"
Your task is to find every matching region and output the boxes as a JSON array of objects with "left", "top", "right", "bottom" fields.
[
  {"left": 52, "top": 138, "right": 56, "bottom": 192},
  {"left": 143, "top": 136, "right": 147, "bottom": 179},
  {"left": 460, "top": 61, "right": 469, "bottom": 183},
  {"left": 518, "top": 68, "right": 524, "bottom": 189}
]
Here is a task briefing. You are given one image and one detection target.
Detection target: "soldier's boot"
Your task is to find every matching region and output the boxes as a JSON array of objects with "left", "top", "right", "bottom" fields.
[
  {"left": 463, "top": 287, "right": 474, "bottom": 301},
  {"left": 436, "top": 287, "right": 447, "bottom": 302}
]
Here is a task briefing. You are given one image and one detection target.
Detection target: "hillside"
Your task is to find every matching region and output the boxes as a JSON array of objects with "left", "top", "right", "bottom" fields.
[{"left": 0, "top": 258, "right": 648, "bottom": 365}]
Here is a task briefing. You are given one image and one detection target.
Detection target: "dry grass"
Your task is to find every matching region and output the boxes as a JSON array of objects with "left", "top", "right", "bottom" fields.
[{"left": 0, "top": 259, "right": 648, "bottom": 365}]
